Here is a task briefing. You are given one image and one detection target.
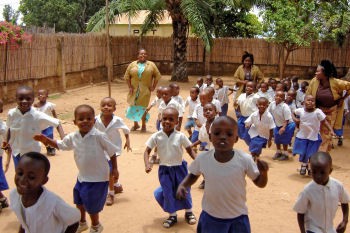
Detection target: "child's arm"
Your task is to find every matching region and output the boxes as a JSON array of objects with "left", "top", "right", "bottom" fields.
[
  {"left": 297, "top": 213, "right": 306, "bottom": 233},
  {"left": 18, "top": 226, "right": 25, "bottom": 233},
  {"left": 110, "top": 154, "right": 119, "bottom": 180},
  {"left": 321, "top": 118, "right": 336, "bottom": 136},
  {"left": 64, "top": 222, "right": 79, "bottom": 233},
  {"left": 176, "top": 117, "right": 183, "bottom": 131},
  {"left": 51, "top": 109, "right": 65, "bottom": 139},
  {"left": 191, "top": 140, "right": 202, "bottom": 148},
  {"left": 292, "top": 112, "right": 300, "bottom": 126},
  {"left": 144, "top": 147, "right": 153, "bottom": 173},
  {"left": 185, "top": 146, "right": 196, "bottom": 160},
  {"left": 194, "top": 119, "right": 202, "bottom": 128},
  {"left": 176, "top": 173, "right": 200, "bottom": 200},
  {"left": 253, "top": 159, "right": 269, "bottom": 188},
  {"left": 336, "top": 203, "right": 349, "bottom": 233},
  {"left": 2, "top": 142, "right": 11, "bottom": 173},
  {"left": 33, "top": 134, "right": 59, "bottom": 149},
  {"left": 268, "top": 129, "right": 273, "bottom": 148},
  {"left": 123, "top": 134, "right": 132, "bottom": 152},
  {"left": 278, "top": 120, "right": 288, "bottom": 135}
]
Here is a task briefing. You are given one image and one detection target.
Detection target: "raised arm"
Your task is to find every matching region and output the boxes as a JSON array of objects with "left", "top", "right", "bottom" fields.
[{"left": 33, "top": 134, "right": 59, "bottom": 149}]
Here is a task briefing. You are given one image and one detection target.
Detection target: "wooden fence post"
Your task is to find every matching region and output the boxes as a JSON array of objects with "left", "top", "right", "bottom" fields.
[{"left": 57, "top": 36, "right": 66, "bottom": 92}]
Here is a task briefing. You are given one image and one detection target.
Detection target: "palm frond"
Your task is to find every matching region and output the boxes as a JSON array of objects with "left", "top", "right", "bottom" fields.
[{"left": 139, "top": 0, "right": 166, "bottom": 36}]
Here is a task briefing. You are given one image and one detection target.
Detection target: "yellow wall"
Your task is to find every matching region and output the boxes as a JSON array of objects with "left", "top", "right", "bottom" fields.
[{"left": 109, "top": 24, "right": 173, "bottom": 37}]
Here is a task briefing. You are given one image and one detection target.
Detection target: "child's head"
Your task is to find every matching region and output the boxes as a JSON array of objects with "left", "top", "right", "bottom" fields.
[
  {"left": 245, "top": 81, "right": 256, "bottom": 95},
  {"left": 210, "top": 116, "right": 238, "bottom": 152},
  {"left": 274, "top": 91, "right": 285, "bottom": 104},
  {"left": 291, "top": 76, "right": 299, "bottom": 83},
  {"left": 260, "top": 82, "right": 269, "bottom": 93},
  {"left": 292, "top": 81, "right": 299, "bottom": 91},
  {"left": 197, "top": 77, "right": 204, "bottom": 87},
  {"left": 203, "top": 103, "right": 217, "bottom": 121},
  {"left": 169, "top": 83, "right": 180, "bottom": 97},
  {"left": 100, "top": 97, "right": 116, "bottom": 116},
  {"left": 300, "top": 81, "right": 309, "bottom": 93},
  {"left": 286, "top": 90, "right": 296, "bottom": 104},
  {"left": 268, "top": 78, "right": 277, "bottom": 90},
  {"left": 156, "top": 86, "right": 163, "bottom": 98},
  {"left": 190, "top": 86, "right": 200, "bottom": 101},
  {"left": 283, "top": 80, "right": 291, "bottom": 92},
  {"left": 199, "top": 92, "right": 209, "bottom": 106},
  {"left": 216, "top": 78, "right": 223, "bottom": 88},
  {"left": 16, "top": 86, "right": 34, "bottom": 114},
  {"left": 74, "top": 104, "right": 95, "bottom": 136},
  {"left": 15, "top": 152, "right": 50, "bottom": 197},
  {"left": 257, "top": 97, "right": 269, "bottom": 114},
  {"left": 205, "top": 87, "right": 215, "bottom": 101},
  {"left": 161, "top": 87, "right": 172, "bottom": 103},
  {"left": 161, "top": 107, "right": 179, "bottom": 134},
  {"left": 37, "top": 89, "right": 49, "bottom": 104},
  {"left": 310, "top": 152, "right": 332, "bottom": 185},
  {"left": 303, "top": 94, "right": 316, "bottom": 111},
  {"left": 275, "top": 82, "right": 285, "bottom": 92},
  {"left": 206, "top": 75, "right": 213, "bottom": 85}
]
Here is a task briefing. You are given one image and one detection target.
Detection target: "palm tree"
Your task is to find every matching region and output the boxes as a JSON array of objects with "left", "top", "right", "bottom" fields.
[{"left": 87, "top": 0, "right": 257, "bottom": 81}]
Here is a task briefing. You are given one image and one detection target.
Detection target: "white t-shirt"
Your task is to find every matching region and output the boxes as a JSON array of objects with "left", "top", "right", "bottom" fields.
[
  {"left": 236, "top": 93, "right": 259, "bottom": 117},
  {"left": 245, "top": 110, "right": 275, "bottom": 139},
  {"left": 189, "top": 149, "right": 260, "bottom": 219},
  {"left": 94, "top": 114, "right": 130, "bottom": 156},
  {"left": 57, "top": 128, "right": 119, "bottom": 182},
  {"left": 268, "top": 101, "right": 292, "bottom": 127},
  {"left": 145, "top": 130, "right": 191, "bottom": 166},
  {"left": 7, "top": 108, "right": 60, "bottom": 156},
  {"left": 257, "top": 90, "right": 273, "bottom": 103},
  {"left": 287, "top": 101, "right": 297, "bottom": 114},
  {"left": 172, "top": 95, "right": 185, "bottom": 113},
  {"left": 0, "top": 120, "right": 6, "bottom": 156},
  {"left": 198, "top": 123, "right": 213, "bottom": 150},
  {"left": 185, "top": 96, "right": 199, "bottom": 119},
  {"left": 158, "top": 98, "right": 183, "bottom": 118},
  {"left": 211, "top": 99, "right": 222, "bottom": 113},
  {"left": 10, "top": 187, "right": 80, "bottom": 233},
  {"left": 192, "top": 104, "right": 206, "bottom": 131},
  {"left": 35, "top": 102, "right": 56, "bottom": 117},
  {"left": 294, "top": 108, "right": 325, "bottom": 140},
  {"left": 195, "top": 84, "right": 205, "bottom": 93},
  {"left": 293, "top": 178, "right": 350, "bottom": 233},
  {"left": 216, "top": 86, "right": 230, "bottom": 106},
  {"left": 296, "top": 90, "right": 305, "bottom": 108},
  {"left": 149, "top": 96, "right": 162, "bottom": 108}
]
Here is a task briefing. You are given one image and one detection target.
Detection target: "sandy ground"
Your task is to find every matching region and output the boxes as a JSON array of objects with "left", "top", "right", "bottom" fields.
[{"left": 1, "top": 76, "right": 350, "bottom": 233}]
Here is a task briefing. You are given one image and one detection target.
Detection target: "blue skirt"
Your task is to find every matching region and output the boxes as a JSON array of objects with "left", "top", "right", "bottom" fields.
[
  {"left": 249, "top": 136, "right": 267, "bottom": 155},
  {"left": 238, "top": 116, "right": 250, "bottom": 145},
  {"left": 42, "top": 126, "right": 54, "bottom": 139},
  {"left": 0, "top": 156, "right": 9, "bottom": 191},
  {"left": 293, "top": 136, "right": 322, "bottom": 163},
  {"left": 154, "top": 160, "right": 192, "bottom": 213},
  {"left": 274, "top": 122, "right": 295, "bottom": 145}
]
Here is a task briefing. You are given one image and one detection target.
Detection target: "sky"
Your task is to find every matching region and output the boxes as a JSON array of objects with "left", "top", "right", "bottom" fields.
[{"left": 0, "top": 0, "right": 20, "bottom": 21}]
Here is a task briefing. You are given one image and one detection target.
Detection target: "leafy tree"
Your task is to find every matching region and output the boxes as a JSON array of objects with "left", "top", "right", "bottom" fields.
[
  {"left": 87, "top": 0, "right": 259, "bottom": 82},
  {"left": 2, "top": 5, "right": 20, "bottom": 25},
  {"left": 19, "top": 0, "right": 105, "bottom": 32}
]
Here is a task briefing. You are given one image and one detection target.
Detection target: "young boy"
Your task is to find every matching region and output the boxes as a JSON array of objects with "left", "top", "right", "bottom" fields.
[
  {"left": 293, "top": 152, "right": 349, "bottom": 233},
  {"left": 0, "top": 99, "right": 10, "bottom": 211},
  {"left": 191, "top": 92, "right": 209, "bottom": 150},
  {"left": 195, "top": 77, "right": 205, "bottom": 93},
  {"left": 205, "top": 87, "right": 222, "bottom": 115},
  {"left": 146, "top": 86, "right": 163, "bottom": 131},
  {"left": 34, "top": 88, "right": 65, "bottom": 156},
  {"left": 34, "top": 104, "right": 119, "bottom": 233},
  {"left": 177, "top": 116, "right": 269, "bottom": 233},
  {"left": 144, "top": 107, "right": 197, "bottom": 228},
  {"left": 184, "top": 87, "right": 200, "bottom": 139},
  {"left": 158, "top": 86, "right": 183, "bottom": 131},
  {"left": 296, "top": 81, "right": 309, "bottom": 108},
  {"left": 245, "top": 97, "right": 275, "bottom": 160},
  {"left": 215, "top": 78, "right": 234, "bottom": 116},
  {"left": 258, "top": 82, "right": 273, "bottom": 103},
  {"left": 169, "top": 83, "right": 185, "bottom": 113},
  {"left": 10, "top": 152, "right": 80, "bottom": 233},
  {"left": 286, "top": 89, "right": 297, "bottom": 114},
  {"left": 7, "top": 86, "right": 63, "bottom": 167},
  {"left": 203, "top": 75, "right": 215, "bottom": 89},
  {"left": 95, "top": 97, "right": 131, "bottom": 206}
]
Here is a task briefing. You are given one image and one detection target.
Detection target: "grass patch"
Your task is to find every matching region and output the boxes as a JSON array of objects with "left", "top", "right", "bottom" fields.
[{"left": 48, "top": 94, "right": 62, "bottom": 100}]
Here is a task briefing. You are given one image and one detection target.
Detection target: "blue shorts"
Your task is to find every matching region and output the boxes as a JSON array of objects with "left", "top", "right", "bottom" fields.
[
  {"left": 156, "top": 119, "right": 161, "bottom": 131},
  {"left": 293, "top": 136, "right": 322, "bottom": 163},
  {"left": 221, "top": 103, "right": 228, "bottom": 116},
  {"left": 13, "top": 154, "right": 21, "bottom": 168},
  {"left": 249, "top": 136, "right": 267, "bottom": 155},
  {"left": 73, "top": 180, "right": 109, "bottom": 214},
  {"left": 191, "top": 130, "right": 199, "bottom": 143},
  {"left": 274, "top": 122, "right": 295, "bottom": 145},
  {"left": 184, "top": 118, "right": 196, "bottom": 130},
  {"left": 0, "top": 156, "right": 9, "bottom": 191},
  {"left": 197, "top": 211, "right": 251, "bottom": 233},
  {"left": 42, "top": 126, "right": 54, "bottom": 139}
]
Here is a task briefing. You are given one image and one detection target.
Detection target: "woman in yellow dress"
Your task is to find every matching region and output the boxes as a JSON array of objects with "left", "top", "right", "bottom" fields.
[{"left": 125, "top": 48, "right": 161, "bottom": 131}]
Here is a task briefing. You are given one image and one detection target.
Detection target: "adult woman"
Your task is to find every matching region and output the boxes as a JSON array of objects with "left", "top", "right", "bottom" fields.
[
  {"left": 233, "top": 51, "right": 264, "bottom": 99},
  {"left": 306, "top": 60, "right": 350, "bottom": 152},
  {"left": 125, "top": 48, "right": 161, "bottom": 131}
]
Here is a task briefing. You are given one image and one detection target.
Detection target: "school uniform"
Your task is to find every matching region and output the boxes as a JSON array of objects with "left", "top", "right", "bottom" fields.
[
  {"left": 0, "top": 120, "right": 8, "bottom": 192},
  {"left": 172, "top": 95, "right": 185, "bottom": 115},
  {"left": 216, "top": 86, "right": 231, "bottom": 116},
  {"left": 211, "top": 99, "right": 222, "bottom": 115},
  {"left": 296, "top": 90, "right": 305, "bottom": 108},
  {"left": 236, "top": 93, "right": 259, "bottom": 142},
  {"left": 257, "top": 90, "right": 273, "bottom": 103},
  {"left": 149, "top": 96, "right": 163, "bottom": 130},
  {"left": 191, "top": 103, "right": 206, "bottom": 143},
  {"left": 184, "top": 96, "right": 199, "bottom": 130},
  {"left": 146, "top": 130, "right": 193, "bottom": 213},
  {"left": 35, "top": 102, "right": 56, "bottom": 139}
]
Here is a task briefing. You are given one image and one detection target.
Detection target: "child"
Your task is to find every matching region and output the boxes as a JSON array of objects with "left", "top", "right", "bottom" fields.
[
  {"left": 158, "top": 86, "right": 183, "bottom": 131},
  {"left": 144, "top": 107, "right": 197, "bottom": 228},
  {"left": 177, "top": 116, "right": 269, "bottom": 233},
  {"left": 34, "top": 88, "right": 65, "bottom": 156},
  {"left": 195, "top": 77, "right": 205, "bottom": 93},
  {"left": 269, "top": 91, "right": 296, "bottom": 161},
  {"left": 0, "top": 99, "right": 10, "bottom": 212},
  {"left": 7, "top": 86, "right": 63, "bottom": 167},
  {"left": 293, "top": 152, "right": 349, "bottom": 233},
  {"left": 191, "top": 92, "right": 209, "bottom": 150},
  {"left": 258, "top": 82, "right": 273, "bottom": 103},
  {"left": 215, "top": 78, "right": 233, "bottom": 116},
  {"left": 286, "top": 89, "right": 297, "bottom": 114},
  {"left": 34, "top": 104, "right": 119, "bottom": 233},
  {"left": 205, "top": 87, "right": 222, "bottom": 115},
  {"left": 204, "top": 75, "right": 215, "bottom": 89},
  {"left": 146, "top": 86, "right": 163, "bottom": 131},
  {"left": 245, "top": 97, "right": 275, "bottom": 160},
  {"left": 275, "top": 82, "right": 285, "bottom": 92},
  {"left": 296, "top": 81, "right": 309, "bottom": 108},
  {"left": 235, "top": 81, "right": 259, "bottom": 144},
  {"left": 10, "top": 152, "right": 80, "bottom": 233},
  {"left": 184, "top": 87, "right": 200, "bottom": 139},
  {"left": 94, "top": 97, "right": 131, "bottom": 206},
  {"left": 292, "top": 95, "right": 334, "bottom": 175}
]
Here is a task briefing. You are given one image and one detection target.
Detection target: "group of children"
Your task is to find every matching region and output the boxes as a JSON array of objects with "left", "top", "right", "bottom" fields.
[{"left": 0, "top": 78, "right": 348, "bottom": 233}]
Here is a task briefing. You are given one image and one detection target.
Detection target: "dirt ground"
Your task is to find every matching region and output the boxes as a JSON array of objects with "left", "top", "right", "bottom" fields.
[{"left": 1, "top": 76, "right": 350, "bottom": 233}]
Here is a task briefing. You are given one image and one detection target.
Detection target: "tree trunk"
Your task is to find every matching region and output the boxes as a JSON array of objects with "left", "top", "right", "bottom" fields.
[
  {"left": 278, "top": 46, "right": 291, "bottom": 80},
  {"left": 167, "top": 0, "right": 189, "bottom": 82}
]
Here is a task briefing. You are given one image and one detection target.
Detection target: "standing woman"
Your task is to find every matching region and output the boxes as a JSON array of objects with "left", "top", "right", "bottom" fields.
[
  {"left": 306, "top": 59, "right": 350, "bottom": 152},
  {"left": 233, "top": 51, "right": 264, "bottom": 99},
  {"left": 125, "top": 48, "right": 161, "bottom": 131}
]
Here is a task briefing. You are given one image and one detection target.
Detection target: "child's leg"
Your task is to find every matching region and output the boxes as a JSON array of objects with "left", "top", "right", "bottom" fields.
[
  {"left": 106, "top": 173, "right": 115, "bottom": 206},
  {"left": 76, "top": 204, "right": 87, "bottom": 223},
  {"left": 278, "top": 144, "right": 289, "bottom": 161},
  {"left": 89, "top": 213, "right": 100, "bottom": 228},
  {"left": 273, "top": 144, "right": 282, "bottom": 160}
]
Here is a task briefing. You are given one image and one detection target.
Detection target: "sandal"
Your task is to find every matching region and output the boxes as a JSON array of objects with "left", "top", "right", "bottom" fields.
[
  {"left": 300, "top": 165, "right": 307, "bottom": 175},
  {"left": 130, "top": 125, "right": 140, "bottom": 131},
  {"left": 163, "top": 216, "right": 177, "bottom": 228},
  {"left": 185, "top": 212, "right": 197, "bottom": 225}
]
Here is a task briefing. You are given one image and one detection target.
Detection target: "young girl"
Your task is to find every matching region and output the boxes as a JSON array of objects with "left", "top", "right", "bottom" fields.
[
  {"left": 292, "top": 95, "right": 334, "bottom": 175},
  {"left": 146, "top": 86, "right": 163, "bottom": 131},
  {"left": 258, "top": 82, "right": 273, "bottom": 103},
  {"left": 215, "top": 78, "right": 233, "bottom": 116},
  {"left": 34, "top": 89, "right": 65, "bottom": 156},
  {"left": 144, "top": 107, "right": 197, "bottom": 228},
  {"left": 184, "top": 87, "right": 200, "bottom": 139},
  {"left": 94, "top": 97, "right": 131, "bottom": 206}
]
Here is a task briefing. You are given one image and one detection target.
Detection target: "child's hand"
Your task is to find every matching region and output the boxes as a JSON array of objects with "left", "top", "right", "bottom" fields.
[
  {"left": 336, "top": 220, "right": 347, "bottom": 233},
  {"left": 175, "top": 125, "right": 181, "bottom": 131},
  {"left": 145, "top": 164, "right": 152, "bottom": 173},
  {"left": 124, "top": 142, "right": 132, "bottom": 152},
  {"left": 176, "top": 185, "right": 188, "bottom": 200},
  {"left": 256, "top": 159, "right": 269, "bottom": 173},
  {"left": 278, "top": 127, "right": 285, "bottom": 135},
  {"left": 267, "top": 139, "right": 272, "bottom": 148},
  {"left": 33, "top": 134, "right": 46, "bottom": 143},
  {"left": 112, "top": 168, "right": 119, "bottom": 180},
  {"left": 1, "top": 142, "right": 10, "bottom": 151}
]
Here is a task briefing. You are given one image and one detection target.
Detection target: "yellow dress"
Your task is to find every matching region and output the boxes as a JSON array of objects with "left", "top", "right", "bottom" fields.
[
  {"left": 124, "top": 60, "right": 161, "bottom": 107},
  {"left": 233, "top": 64, "right": 264, "bottom": 98}
]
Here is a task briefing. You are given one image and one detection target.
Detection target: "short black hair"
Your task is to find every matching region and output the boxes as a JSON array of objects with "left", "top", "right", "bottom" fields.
[
  {"left": 163, "top": 107, "right": 179, "bottom": 118},
  {"left": 191, "top": 86, "right": 200, "bottom": 94},
  {"left": 100, "top": 97, "right": 116, "bottom": 106},
  {"left": 74, "top": 104, "right": 95, "bottom": 118},
  {"left": 310, "top": 151, "right": 332, "bottom": 167},
  {"left": 212, "top": 116, "right": 238, "bottom": 130},
  {"left": 242, "top": 51, "right": 254, "bottom": 64},
  {"left": 16, "top": 86, "right": 34, "bottom": 97},
  {"left": 21, "top": 152, "right": 51, "bottom": 176},
  {"left": 319, "top": 60, "right": 337, "bottom": 78}
]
